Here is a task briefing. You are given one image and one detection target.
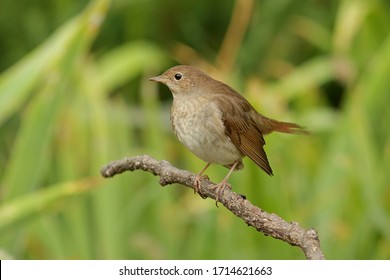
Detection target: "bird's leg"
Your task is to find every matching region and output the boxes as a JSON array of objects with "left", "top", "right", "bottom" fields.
[
  {"left": 213, "top": 161, "right": 239, "bottom": 206},
  {"left": 193, "top": 163, "right": 211, "bottom": 198}
]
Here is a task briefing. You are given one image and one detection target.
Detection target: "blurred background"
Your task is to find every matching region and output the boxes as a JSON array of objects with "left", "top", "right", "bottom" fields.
[{"left": 0, "top": 0, "right": 389, "bottom": 260}]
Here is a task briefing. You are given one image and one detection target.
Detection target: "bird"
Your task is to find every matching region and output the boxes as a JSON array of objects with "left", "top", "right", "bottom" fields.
[{"left": 149, "top": 65, "right": 307, "bottom": 202}]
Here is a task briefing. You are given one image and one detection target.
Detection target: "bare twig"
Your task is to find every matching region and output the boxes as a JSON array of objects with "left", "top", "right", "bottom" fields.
[{"left": 100, "top": 155, "right": 325, "bottom": 260}]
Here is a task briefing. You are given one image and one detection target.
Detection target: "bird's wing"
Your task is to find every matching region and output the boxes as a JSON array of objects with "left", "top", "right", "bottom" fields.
[{"left": 214, "top": 92, "right": 273, "bottom": 176}]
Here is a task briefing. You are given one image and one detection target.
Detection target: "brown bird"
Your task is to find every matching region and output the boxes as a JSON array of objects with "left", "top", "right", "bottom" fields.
[{"left": 149, "top": 65, "right": 307, "bottom": 201}]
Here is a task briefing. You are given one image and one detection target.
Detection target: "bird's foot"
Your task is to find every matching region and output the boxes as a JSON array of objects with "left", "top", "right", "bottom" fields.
[
  {"left": 193, "top": 174, "right": 209, "bottom": 199},
  {"left": 212, "top": 180, "right": 231, "bottom": 207}
]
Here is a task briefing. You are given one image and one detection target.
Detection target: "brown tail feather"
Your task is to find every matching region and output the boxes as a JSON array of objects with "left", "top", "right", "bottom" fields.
[{"left": 256, "top": 115, "right": 309, "bottom": 135}]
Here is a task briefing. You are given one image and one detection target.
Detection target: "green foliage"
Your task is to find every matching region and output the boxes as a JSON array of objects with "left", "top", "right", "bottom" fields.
[{"left": 0, "top": 0, "right": 389, "bottom": 259}]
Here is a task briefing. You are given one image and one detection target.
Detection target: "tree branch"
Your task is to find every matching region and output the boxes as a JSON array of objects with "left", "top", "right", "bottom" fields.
[{"left": 100, "top": 155, "right": 325, "bottom": 260}]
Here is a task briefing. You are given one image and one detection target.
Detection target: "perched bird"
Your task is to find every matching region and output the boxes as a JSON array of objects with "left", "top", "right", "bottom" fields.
[{"left": 149, "top": 65, "right": 307, "bottom": 201}]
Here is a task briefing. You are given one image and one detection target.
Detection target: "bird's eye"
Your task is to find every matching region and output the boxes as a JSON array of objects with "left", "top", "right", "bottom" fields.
[{"left": 174, "top": 73, "right": 182, "bottom": 80}]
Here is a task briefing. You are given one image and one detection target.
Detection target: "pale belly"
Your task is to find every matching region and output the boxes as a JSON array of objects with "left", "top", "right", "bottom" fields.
[{"left": 171, "top": 96, "right": 243, "bottom": 165}]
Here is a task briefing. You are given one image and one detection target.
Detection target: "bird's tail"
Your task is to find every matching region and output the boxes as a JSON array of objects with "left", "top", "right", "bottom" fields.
[{"left": 256, "top": 115, "right": 309, "bottom": 135}]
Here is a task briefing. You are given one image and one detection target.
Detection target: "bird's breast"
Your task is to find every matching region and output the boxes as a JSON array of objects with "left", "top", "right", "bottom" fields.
[{"left": 170, "top": 95, "right": 243, "bottom": 165}]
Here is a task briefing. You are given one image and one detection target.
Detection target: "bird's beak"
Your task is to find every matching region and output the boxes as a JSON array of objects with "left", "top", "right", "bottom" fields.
[{"left": 149, "top": 75, "right": 162, "bottom": 83}]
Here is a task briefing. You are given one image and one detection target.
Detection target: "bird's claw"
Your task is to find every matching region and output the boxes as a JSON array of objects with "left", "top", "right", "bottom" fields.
[
  {"left": 193, "top": 174, "right": 232, "bottom": 206},
  {"left": 212, "top": 180, "right": 231, "bottom": 207},
  {"left": 193, "top": 174, "right": 209, "bottom": 199}
]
